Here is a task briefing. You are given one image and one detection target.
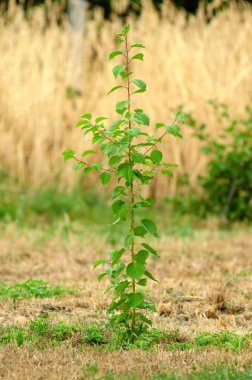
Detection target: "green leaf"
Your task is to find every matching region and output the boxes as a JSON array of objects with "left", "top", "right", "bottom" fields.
[
  {"left": 98, "top": 272, "right": 107, "bottom": 282},
  {"left": 141, "top": 302, "right": 156, "bottom": 312},
  {"left": 131, "top": 53, "right": 144, "bottom": 61},
  {"left": 74, "top": 162, "right": 84, "bottom": 171},
  {"left": 131, "top": 43, "right": 145, "bottom": 48},
  {"left": 63, "top": 150, "right": 75, "bottom": 161},
  {"left": 116, "top": 37, "right": 124, "bottom": 44},
  {"left": 116, "top": 100, "right": 129, "bottom": 115},
  {"left": 173, "top": 112, "right": 185, "bottom": 122},
  {"left": 137, "top": 278, "right": 147, "bottom": 286},
  {"left": 112, "top": 200, "right": 125, "bottom": 215},
  {"left": 93, "top": 258, "right": 106, "bottom": 268},
  {"left": 155, "top": 123, "right": 165, "bottom": 129},
  {"left": 116, "top": 140, "right": 130, "bottom": 154},
  {"left": 109, "top": 155, "right": 123, "bottom": 167},
  {"left": 82, "top": 150, "right": 95, "bottom": 157},
  {"left": 124, "top": 234, "right": 132, "bottom": 248},
  {"left": 141, "top": 218, "right": 159, "bottom": 237},
  {"left": 116, "top": 162, "right": 133, "bottom": 181},
  {"left": 112, "top": 65, "right": 126, "bottom": 78},
  {"left": 166, "top": 124, "right": 182, "bottom": 138},
  {"left": 132, "top": 152, "right": 145, "bottom": 164},
  {"left": 114, "top": 281, "right": 129, "bottom": 296},
  {"left": 134, "top": 199, "right": 153, "bottom": 210},
  {"left": 92, "top": 134, "right": 104, "bottom": 144},
  {"left": 126, "top": 263, "right": 145, "bottom": 280},
  {"left": 80, "top": 113, "right": 92, "bottom": 119},
  {"left": 145, "top": 270, "right": 158, "bottom": 282},
  {"left": 150, "top": 149, "right": 163, "bottom": 164},
  {"left": 108, "top": 300, "right": 118, "bottom": 312},
  {"left": 109, "top": 119, "right": 125, "bottom": 132},
  {"left": 134, "top": 250, "right": 148, "bottom": 264},
  {"left": 111, "top": 217, "right": 121, "bottom": 226},
  {"left": 100, "top": 143, "right": 110, "bottom": 154},
  {"left": 122, "top": 24, "right": 130, "bottom": 36},
  {"left": 111, "top": 263, "right": 125, "bottom": 280},
  {"left": 134, "top": 226, "right": 147, "bottom": 237},
  {"left": 114, "top": 129, "right": 126, "bottom": 137},
  {"left": 83, "top": 167, "right": 93, "bottom": 175},
  {"left": 107, "top": 145, "right": 117, "bottom": 157},
  {"left": 112, "top": 199, "right": 128, "bottom": 221},
  {"left": 161, "top": 169, "right": 173, "bottom": 177},
  {"left": 90, "top": 163, "right": 102, "bottom": 171},
  {"left": 108, "top": 85, "right": 123, "bottom": 95},
  {"left": 138, "top": 194, "right": 154, "bottom": 205},
  {"left": 127, "top": 292, "right": 144, "bottom": 307},
  {"left": 128, "top": 127, "right": 141, "bottom": 137},
  {"left": 147, "top": 135, "right": 159, "bottom": 143},
  {"left": 95, "top": 116, "right": 107, "bottom": 123},
  {"left": 76, "top": 120, "right": 89, "bottom": 127},
  {"left": 134, "top": 112, "right": 150, "bottom": 126},
  {"left": 120, "top": 71, "right": 133, "bottom": 79},
  {"left": 109, "top": 50, "right": 124, "bottom": 60},
  {"left": 125, "top": 111, "right": 131, "bottom": 119},
  {"left": 110, "top": 248, "right": 126, "bottom": 265},
  {"left": 132, "top": 79, "right": 146, "bottom": 94},
  {"left": 112, "top": 186, "right": 126, "bottom": 199},
  {"left": 163, "top": 162, "right": 179, "bottom": 168},
  {"left": 141, "top": 243, "right": 159, "bottom": 256},
  {"left": 99, "top": 171, "right": 111, "bottom": 185}
]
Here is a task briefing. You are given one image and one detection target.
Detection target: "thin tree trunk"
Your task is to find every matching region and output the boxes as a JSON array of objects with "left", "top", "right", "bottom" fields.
[
  {"left": 223, "top": 180, "right": 238, "bottom": 226},
  {"left": 66, "top": 0, "right": 85, "bottom": 95}
]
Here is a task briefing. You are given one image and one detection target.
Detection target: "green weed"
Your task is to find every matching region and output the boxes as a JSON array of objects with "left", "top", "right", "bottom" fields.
[
  {"left": 195, "top": 331, "right": 252, "bottom": 352},
  {"left": 166, "top": 342, "right": 194, "bottom": 351},
  {"left": 106, "top": 327, "right": 180, "bottom": 351},
  {"left": 0, "top": 319, "right": 79, "bottom": 346},
  {"left": 0, "top": 279, "right": 76, "bottom": 306},
  {"left": 83, "top": 324, "right": 106, "bottom": 345},
  {"left": 1, "top": 319, "right": 250, "bottom": 355},
  {"left": 1, "top": 322, "right": 72, "bottom": 346}
]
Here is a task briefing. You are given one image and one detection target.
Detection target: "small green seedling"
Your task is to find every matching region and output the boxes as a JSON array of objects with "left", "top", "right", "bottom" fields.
[{"left": 63, "top": 24, "right": 183, "bottom": 339}]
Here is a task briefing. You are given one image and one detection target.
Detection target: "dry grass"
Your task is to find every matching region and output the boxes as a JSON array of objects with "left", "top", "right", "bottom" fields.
[
  {"left": 0, "top": 224, "right": 251, "bottom": 379},
  {"left": 0, "top": 2, "right": 252, "bottom": 195},
  {"left": 1, "top": 346, "right": 251, "bottom": 380}
]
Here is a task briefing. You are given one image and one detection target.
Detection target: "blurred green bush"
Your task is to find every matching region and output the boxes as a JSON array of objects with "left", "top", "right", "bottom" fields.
[{"left": 170, "top": 102, "right": 252, "bottom": 223}]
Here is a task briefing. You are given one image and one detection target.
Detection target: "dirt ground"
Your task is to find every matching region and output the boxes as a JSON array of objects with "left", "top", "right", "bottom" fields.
[{"left": 0, "top": 223, "right": 251, "bottom": 379}]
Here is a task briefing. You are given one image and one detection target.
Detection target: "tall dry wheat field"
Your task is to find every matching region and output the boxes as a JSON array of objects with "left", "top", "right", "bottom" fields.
[{"left": 0, "top": 1, "right": 252, "bottom": 195}]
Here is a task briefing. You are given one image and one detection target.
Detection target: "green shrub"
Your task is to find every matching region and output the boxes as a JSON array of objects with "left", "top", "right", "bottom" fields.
[{"left": 184, "top": 102, "right": 252, "bottom": 223}]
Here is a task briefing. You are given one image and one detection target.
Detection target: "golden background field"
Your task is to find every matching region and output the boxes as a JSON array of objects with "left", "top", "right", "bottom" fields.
[{"left": 0, "top": 1, "right": 252, "bottom": 195}]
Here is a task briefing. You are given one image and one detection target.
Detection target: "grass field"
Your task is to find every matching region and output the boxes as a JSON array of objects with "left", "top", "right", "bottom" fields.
[{"left": 0, "top": 199, "right": 251, "bottom": 379}]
